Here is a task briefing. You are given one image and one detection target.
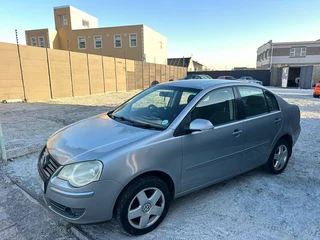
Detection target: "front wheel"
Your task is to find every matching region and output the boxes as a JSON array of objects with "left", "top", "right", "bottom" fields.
[
  {"left": 264, "top": 139, "right": 291, "bottom": 174},
  {"left": 115, "top": 176, "right": 171, "bottom": 235}
]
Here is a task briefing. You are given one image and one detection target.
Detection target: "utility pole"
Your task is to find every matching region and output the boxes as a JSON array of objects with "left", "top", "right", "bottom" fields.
[
  {"left": 0, "top": 120, "right": 7, "bottom": 165},
  {"left": 15, "top": 29, "right": 26, "bottom": 101}
]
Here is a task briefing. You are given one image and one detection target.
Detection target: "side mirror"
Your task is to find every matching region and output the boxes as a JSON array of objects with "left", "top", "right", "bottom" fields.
[{"left": 187, "top": 119, "right": 213, "bottom": 132}]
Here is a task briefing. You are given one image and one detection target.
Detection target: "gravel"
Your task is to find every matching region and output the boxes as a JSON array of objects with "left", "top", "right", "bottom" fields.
[{"left": 2, "top": 87, "right": 320, "bottom": 240}]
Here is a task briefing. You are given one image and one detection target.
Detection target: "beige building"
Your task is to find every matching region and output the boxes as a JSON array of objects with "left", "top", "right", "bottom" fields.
[{"left": 25, "top": 5, "right": 168, "bottom": 64}]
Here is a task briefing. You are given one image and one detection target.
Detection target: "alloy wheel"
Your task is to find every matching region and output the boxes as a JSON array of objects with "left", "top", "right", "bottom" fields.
[
  {"left": 127, "top": 187, "right": 165, "bottom": 229},
  {"left": 273, "top": 144, "right": 288, "bottom": 170}
]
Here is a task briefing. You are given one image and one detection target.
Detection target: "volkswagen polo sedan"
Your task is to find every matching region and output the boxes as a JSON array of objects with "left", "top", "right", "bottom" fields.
[{"left": 38, "top": 80, "right": 301, "bottom": 235}]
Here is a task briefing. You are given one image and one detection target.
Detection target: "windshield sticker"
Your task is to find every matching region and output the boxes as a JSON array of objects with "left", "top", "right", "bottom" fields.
[{"left": 162, "top": 120, "right": 169, "bottom": 125}]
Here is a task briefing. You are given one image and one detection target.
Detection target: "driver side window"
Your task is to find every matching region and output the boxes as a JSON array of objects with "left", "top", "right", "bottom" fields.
[{"left": 190, "top": 88, "right": 237, "bottom": 126}]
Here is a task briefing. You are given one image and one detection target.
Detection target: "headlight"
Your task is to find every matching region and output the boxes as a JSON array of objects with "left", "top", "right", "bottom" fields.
[{"left": 57, "top": 161, "right": 103, "bottom": 187}]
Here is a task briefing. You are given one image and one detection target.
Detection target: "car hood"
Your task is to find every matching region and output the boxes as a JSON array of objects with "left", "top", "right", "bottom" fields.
[{"left": 46, "top": 114, "right": 158, "bottom": 165}]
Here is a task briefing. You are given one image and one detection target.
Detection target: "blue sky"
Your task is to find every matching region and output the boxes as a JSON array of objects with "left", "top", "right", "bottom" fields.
[{"left": 1, "top": 0, "right": 319, "bottom": 69}]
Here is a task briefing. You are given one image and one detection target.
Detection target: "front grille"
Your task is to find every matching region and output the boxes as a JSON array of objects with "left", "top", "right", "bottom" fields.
[
  {"left": 49, "top": 200, "right": 85, "bottom": 219},
  {"left": 38, "top": 148, "right": 60, "bottom": 182},
  {"left": 42, "top": 155, "right": 59, "bottom": 178}
]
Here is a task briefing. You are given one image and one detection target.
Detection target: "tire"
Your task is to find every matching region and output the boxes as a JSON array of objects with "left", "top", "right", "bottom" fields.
[
  {"left": 115, "top": 176, "right": 171, "bottom": 236},
  {"left": 264, "top": 139, "right": 291, "bottom": 174}
]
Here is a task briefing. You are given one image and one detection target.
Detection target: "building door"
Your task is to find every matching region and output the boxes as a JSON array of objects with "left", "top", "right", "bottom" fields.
[
  {"left": 281, "top": 67, "right": 289, "bottom": 87},
  {"left": 300, "top": 66, "right": 313, "bottom": 89}
]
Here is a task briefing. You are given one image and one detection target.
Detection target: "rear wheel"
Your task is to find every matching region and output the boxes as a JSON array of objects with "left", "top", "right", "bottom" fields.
[
  {"left": 116, "top": 176, "right": 171, "bottom": 235},
  {"left": 264, "top": 139, "right": 291, "bottom": 174}
]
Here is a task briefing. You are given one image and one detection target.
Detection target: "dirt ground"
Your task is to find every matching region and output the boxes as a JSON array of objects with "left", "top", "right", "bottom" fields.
[{"left": 1, "top": 87, "right": 320, "bottom": 240}]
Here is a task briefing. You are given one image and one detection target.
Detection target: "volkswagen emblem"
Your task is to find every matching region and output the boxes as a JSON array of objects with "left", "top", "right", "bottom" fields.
[{"left": 142, "top": 203, "right": 152, "bottom": 213}]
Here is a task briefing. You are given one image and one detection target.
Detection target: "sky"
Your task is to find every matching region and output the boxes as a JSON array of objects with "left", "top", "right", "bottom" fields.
[{"left": 0, "top": 0, "right": 319, "bottom": 70}]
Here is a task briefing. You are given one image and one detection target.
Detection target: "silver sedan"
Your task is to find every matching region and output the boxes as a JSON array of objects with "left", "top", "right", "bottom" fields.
[{"left": 38, "top": 80, "right": 301, "bottom": 235}]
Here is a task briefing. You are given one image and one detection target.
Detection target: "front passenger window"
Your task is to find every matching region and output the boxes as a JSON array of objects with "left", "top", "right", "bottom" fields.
[
  {"left": 190, "top": 88, "right": 236, "bottom": 126},
  {"left": 238, "top": 87, "right": 268, "bottom": 118}
]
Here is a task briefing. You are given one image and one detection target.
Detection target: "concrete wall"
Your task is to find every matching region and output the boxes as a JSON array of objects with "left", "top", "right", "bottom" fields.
[
  {"left": 143, "top": 25, "right": 167, "bottom": 65},
  {"left": 88, "top": 54, "right": 104, "bottom": 94},
  {"left": 103, "top": 56, "right": 116, "bottom": 92},
  {"left": 0, "top": 42, "right": 186, "bottom": 101},
  {"left": 47, "top": 48, "right": 72, "bottom": 98},
  {"left": 70, "top": 51, "right": 90, "bottom": 96},
  {"left": 19, "top": 45, "right": 51, "bottom": 101},
  {"left": 0, "top": 43, "right": 24, "bottom": 101}
]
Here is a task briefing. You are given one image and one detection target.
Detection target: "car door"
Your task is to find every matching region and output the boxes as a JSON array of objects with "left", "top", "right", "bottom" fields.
[
  {"left": 179, "top": 87, "right": 244, "bottom": 192},
  {"left": 237, "top": 86, "right": 282, "bottom": 171}
]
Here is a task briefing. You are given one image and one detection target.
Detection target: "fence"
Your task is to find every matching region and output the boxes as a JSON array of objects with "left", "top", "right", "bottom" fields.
[
  {"left": 0, "top": 42, "right": 187, "bottom": 102},
  {"left": 191, "top": 70, "right": 271, "bottom": 86}
]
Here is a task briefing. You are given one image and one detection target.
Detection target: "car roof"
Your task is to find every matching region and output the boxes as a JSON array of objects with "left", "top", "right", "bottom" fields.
[
  {"left": 186, "top": 74, "right": 207, "bottom": 76},
  {"left": 160, "top": 79, "right": 250, "bottom": 90}
]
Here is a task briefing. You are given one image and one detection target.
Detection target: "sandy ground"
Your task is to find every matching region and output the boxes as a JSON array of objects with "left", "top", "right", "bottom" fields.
[{"left": 1, "top": 88, "right": 320, "bottom": 240}]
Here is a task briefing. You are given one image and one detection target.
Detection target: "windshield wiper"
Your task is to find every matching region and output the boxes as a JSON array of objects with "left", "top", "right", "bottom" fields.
[
  {"left": 108, "top": 113, "right": 135, "bottom": 124},
  {"left": 132, "top": 122, "right": 165, "bottom": 130},
  {"left": 108, "top": 112, "right": 164, "bottom": 130}
]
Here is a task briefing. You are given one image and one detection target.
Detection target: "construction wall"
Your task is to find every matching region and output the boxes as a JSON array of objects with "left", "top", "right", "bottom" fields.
[
  {"left": 0, "top": 43, "right": 24, "bottom": 100},
  {"left": 0, "top": 42, "right": 187, "bottom": 102}
]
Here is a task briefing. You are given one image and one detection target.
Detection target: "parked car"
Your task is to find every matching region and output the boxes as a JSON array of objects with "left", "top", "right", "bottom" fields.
[
  {"left": 238, "top": 76, "right": 263, "bottom": 85},
  {"left": 182, "top": 74, "right": 212, "bottom": 80},
  {"left": 38, "top": 80, "right": 301, "bottom": 235},
  {"left": 217, "top": 76, "right": 236, "bottom": 80},
  {"left": 314, "top": 83, "right": 320, "bottom": 98}
]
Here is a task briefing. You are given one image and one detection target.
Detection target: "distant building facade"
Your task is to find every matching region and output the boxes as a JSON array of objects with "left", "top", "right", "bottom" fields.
[
  {"left": 167, "top": 57, "right": 207, "bottom": 71},
  {"left": 25, "top": 6, "right": 167, "bottom": 64},
  {"left": 257, "top": 40, "right": 320, "bottom": 88}
]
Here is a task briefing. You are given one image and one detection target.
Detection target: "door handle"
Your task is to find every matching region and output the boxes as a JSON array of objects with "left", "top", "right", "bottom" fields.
[
  {"left": 274, "top": 118, "right": 282, "bottom": 124},
  {"left": 233, "top": 129, "right": 242, "bottom": 136}
]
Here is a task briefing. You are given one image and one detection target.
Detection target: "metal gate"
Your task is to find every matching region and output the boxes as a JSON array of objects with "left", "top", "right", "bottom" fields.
[{"left": 300, "top": 66, "right": 313, "bottom": 89}]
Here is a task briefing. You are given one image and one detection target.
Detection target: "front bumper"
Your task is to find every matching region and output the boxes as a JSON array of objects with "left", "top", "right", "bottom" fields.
[{"left": 39, "top": 164, "right": 123, "bottom": 224}]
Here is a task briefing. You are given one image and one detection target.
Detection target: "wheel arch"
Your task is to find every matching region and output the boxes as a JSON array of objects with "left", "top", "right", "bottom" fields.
[{"left": 276, "top": 133, "right": 293, "bottom": 157}]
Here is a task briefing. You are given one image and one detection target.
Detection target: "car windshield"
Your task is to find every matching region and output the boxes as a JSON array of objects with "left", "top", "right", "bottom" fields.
[{"left": 109, "top": 86, "right": 200, "bottom": 130}]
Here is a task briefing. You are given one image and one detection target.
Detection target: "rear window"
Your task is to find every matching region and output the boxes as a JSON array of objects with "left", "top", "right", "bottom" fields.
[
  {"left": 264, "top": 91, "right": 280, "bottom": 112},
  {"left": 238, "top": 87, "right": 268, "bottom": 118}
]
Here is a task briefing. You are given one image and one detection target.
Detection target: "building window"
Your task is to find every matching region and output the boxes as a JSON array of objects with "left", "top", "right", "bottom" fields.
[
  {"left": 38, "top": 37, "right": 45, "bottom": 48},
  {"left": 290, "top": 47, "right": 307, "bottom": 57},
  {"left": 59, "top": 15, "right": 68, "bottom": 25},
  {"left": 82, "top": 19, "right": 89, "bottom": 27},
  {"left": 114, "top": 34, "right": 121, "bottom": 48},
  {"left": 31, "top": 37, "right": 37, "bottom": 46},
  {"left": 78, "top": 37, "right": 86, "bottom": 49},
  {"left": 94, "top": 36, "right": 102, "bottom": 49},
  {"left": 160, "top": 41, "right": 163, "bottom": 49},
  {"left": 129, "top": 33, "right": 137, "bottom": 47}
]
